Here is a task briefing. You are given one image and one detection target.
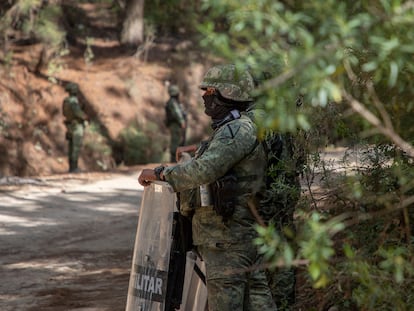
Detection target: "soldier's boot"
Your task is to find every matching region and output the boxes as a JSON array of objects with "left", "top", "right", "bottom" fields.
[{"left": 69, "top": 160, "right": 79, "bottom": 173}]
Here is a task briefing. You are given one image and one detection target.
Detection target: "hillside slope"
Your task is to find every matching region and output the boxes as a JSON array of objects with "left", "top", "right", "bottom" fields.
[{"left": 0, "top": 2, "right": 211, "bottom": 177}]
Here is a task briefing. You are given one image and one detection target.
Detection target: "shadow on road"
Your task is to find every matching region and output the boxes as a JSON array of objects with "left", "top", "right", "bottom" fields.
[{"left": 0, "top": 173, "right": 144, "bottom": 311}]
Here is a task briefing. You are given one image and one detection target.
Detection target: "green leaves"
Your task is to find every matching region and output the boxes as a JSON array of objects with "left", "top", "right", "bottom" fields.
[
  {"left": 298, "top": 212, "right": 344, "bottom": 288},
  {"left": 200, "top": 0, "right": 414, "bottom": 137},
  {"left": 254, "top": 211, "right": 346, "bottom": 289},
  {"left": 200, "top": 1, "right": 414, "bottom": 307},
  {"left": 254, "top": 223, "right": 281, "bottom": 263}
]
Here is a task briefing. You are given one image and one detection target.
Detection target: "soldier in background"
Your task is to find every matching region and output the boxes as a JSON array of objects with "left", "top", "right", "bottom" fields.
[
  {"left": 247, "top": 67, "right": 306, "bottom": 310},
  {"left": 62, "top": 82, "right": 88, "bottom": 173},
  {"left": 165, "top": 84, "right": 186, "bottom": 163},
  {"left": 262, "top": 131, "right": 303, "bottom": 311}
]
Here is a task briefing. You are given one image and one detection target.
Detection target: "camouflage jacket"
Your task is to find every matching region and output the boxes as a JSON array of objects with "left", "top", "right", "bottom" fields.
[
  {"left": 163, "top": 112, "right": 266, "bottom": 245},
  {"left": 62, "top": 96, "right": 87, "bottom": 124}
]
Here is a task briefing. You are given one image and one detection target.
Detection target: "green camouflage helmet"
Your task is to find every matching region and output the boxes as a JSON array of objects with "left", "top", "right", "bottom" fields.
[
  {"left": 65, "top": 82, "right": 79, "bottom": 93},
  {"left": 199, "top": 64, "right": 254, "bottom": 102},
  {"left": 168, "top": 84, "right": 180, "bottom": 96}
]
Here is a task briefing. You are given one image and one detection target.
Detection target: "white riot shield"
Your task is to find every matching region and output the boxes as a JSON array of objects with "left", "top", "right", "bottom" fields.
[
  {"left": 179, "top": 251, "right": 208, "bottom": 311},
  {"left": 126, "top": 181, "right": 175, "bottom": 311}
]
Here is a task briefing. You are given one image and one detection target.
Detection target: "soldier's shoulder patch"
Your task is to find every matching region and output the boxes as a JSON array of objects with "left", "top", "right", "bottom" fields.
[{"left": 220, "top": 123, "right": 241, "bottom": 139}]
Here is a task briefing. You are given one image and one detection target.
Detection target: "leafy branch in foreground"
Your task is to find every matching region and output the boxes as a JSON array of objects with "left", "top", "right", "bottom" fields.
[{"left": 198, "top": 2, "right": 414, "bottom": 307}]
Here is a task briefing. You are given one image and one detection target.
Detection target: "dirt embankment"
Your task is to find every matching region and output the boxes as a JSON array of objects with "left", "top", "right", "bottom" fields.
[{"left": 0, "top": 2, "right": 211, "bottom": 177}]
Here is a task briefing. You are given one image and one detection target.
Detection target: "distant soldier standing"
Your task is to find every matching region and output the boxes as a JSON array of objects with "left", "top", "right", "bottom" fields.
[
  {"left": 165, "top": 84, "right": 186, "bottom": 163},
  {"left": 62, "top": 82, "right": 87, "bottom": 173}
]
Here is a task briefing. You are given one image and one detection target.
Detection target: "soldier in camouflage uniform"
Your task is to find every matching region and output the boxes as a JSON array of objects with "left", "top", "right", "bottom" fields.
[
  {"left": 165, "top": 84, "right": 186, "bottom": 163},
  {"left": 62, "top": 82, "right": 88, "bottom": 173},
  {"left": 262, "top": 132, "right": 302, "bottom": 311},
  {"left": 249, "top": 69, "right": 306, "bottom": 311},
  {"left": 139, "top": 64, "right": 276, "bottom": 311}
]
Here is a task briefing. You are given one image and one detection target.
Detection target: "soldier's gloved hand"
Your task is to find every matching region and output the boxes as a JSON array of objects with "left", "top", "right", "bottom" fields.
[{"left": 138, "top": 169, "right": 157, "bottom": 186}]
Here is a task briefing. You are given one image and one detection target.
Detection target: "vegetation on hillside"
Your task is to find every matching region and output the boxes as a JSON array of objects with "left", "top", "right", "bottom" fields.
[
  {"left": 2, "top": 0, "right": 414, "bottom": 310},
  {"left": 0, "top": 0, "right": 209, "bottom": 175}
]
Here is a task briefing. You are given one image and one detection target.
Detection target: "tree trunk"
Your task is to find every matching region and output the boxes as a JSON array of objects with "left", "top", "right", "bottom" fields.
[{"left": 120, "top": 0, "right": 144, "bottom": 46}]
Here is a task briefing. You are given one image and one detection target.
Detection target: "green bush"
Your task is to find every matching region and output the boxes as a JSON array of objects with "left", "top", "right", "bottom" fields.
[
  {"left": 118, "top": 120, "right": 168, "bottom": 165},
  {"left": 145, "top": 0, "right": 202, "bottom": 35},
  {"left": 82, "top": 121, "right": 113, "bottom": 171}
]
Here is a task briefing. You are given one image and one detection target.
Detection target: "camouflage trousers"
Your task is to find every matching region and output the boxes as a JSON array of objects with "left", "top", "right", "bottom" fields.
[
  {"left": 266, "top": 267, "right": 296, "bottom": 311},
  {"left": 198, "top": 242, "right": 277, "bottom": 311},
  {"left": 169, "top": 124, "right": 185, "bottom": 162},
  {"left": 265, "top": 182, "right": 299, "bottom": 311},
  {"left": 66, "top": 122, "right": 84, "bottom": 172}
]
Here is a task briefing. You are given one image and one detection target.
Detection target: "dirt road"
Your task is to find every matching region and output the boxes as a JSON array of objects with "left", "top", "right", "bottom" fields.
[{"left": 0, "top": 169, "right": 145, "bottom": 311}]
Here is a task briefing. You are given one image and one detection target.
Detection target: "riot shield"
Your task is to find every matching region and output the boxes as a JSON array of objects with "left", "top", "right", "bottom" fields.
[
  {"left": 179, "top": 251, "right": 208, "bottom": 311},
  {"left": 126, "top": 181, "right": 175, "bottom": 311},
  {"left": 126, "top": 181, "right": 208, "bottom": 311},
  {"left": 175, "top": 150, "right": 208, "bottom": 311}
]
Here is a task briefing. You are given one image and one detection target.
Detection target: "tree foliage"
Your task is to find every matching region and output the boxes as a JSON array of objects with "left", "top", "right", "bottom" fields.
[
  {"left": 200, "top": 1, "right": 414, "bottom": 143},
  {"left": 199, "top": 0, "right": 414, "bottom": 309},
  {"left": 0, "top": 0, "right": 65, "bottom": 46},
  {"left": 145, "top": 0, "right": 203, "bottom": 35}
]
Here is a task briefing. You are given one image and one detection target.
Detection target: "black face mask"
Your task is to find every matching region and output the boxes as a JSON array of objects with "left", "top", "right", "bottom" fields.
[{"left": 202, "top": 94, "right": 231, "bottom": 119}]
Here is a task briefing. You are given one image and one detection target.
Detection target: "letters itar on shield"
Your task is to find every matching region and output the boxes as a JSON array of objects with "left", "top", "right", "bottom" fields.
[{"left": 132, "top": 264, "right": 168, "bottom": 303}]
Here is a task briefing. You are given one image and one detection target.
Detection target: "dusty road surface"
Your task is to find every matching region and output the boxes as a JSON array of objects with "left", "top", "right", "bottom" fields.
[{"left": 0, "top": 168, "right": 147, "bottom": 311}]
